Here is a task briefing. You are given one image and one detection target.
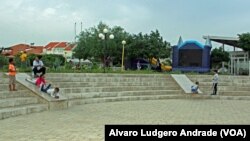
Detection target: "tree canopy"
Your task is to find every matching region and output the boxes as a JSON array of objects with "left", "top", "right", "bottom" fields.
[
  {"left": 211, "top": 47, "right": 229, "bottom": 67},
  {"left": 238, "top": 32, "right": 250, "bottom": 52},
  {"left": 73, "top": 22, "right": 171, "bottom": 65}
]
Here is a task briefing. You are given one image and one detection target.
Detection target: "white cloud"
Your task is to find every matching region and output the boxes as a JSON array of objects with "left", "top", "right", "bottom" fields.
[
  {"left": 42, "top": 8, "right": 56, "bottom": 17},
  {"left": 0, "top": 0, "right": 24, "bottom": 10},
  {"left": 0, "top": 0, "right": 250, "bottom": 47}
]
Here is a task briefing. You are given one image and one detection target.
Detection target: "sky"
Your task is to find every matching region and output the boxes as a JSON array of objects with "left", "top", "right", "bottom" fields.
[{"left": 1, "top": 0, "right": 250, "bottom": 50}]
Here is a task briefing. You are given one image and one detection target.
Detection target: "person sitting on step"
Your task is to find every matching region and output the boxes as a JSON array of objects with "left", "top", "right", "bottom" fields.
[
  {"left": 32, "top": 55, "right": 46, "bottom": 77},
  {"left": 191, "top": 81, "right": 199, "bottom": 94}
]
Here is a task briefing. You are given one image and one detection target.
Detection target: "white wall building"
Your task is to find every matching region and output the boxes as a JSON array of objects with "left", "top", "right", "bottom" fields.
[{"left": 43, "top": 42, "right": 77, "bottom": 59}]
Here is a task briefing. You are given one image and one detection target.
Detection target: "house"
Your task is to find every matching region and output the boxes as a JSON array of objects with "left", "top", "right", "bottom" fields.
[
  {"left": 1, "top": 44, "right": 43, "bottom": 57},
  {"left": 1, "top": 42, "right": 77, "bottom": 59},
  {"left": 43, "top": 42, "right": 77, "bottom": 59}
]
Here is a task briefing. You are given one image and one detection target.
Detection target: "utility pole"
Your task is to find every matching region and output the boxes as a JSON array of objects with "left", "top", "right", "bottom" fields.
[
  {"left": 74, "top": 22, "right": 77, "bottom": 43},
  {"left": 81, "top": 22, "right": 82, "bottom": 33}
]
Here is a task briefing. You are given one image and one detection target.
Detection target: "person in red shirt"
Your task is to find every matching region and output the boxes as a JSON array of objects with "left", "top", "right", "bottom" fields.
[
  {"left": 8, "top": 58, "right": 17, "bottom": 91},
  {"left": 35, "top": 75, "right": 46, "bottom": 87}
]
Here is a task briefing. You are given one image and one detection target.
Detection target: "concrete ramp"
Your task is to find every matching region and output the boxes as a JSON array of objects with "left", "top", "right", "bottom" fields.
[
  {"left": 171, "top": 74, "right": 202, "bottom": 94},
  {"left": 15, "top": 73, "right": 55, "bottom": 100},
  {"left": 15, "top": 73, "right": 68, "bottom": 110}
]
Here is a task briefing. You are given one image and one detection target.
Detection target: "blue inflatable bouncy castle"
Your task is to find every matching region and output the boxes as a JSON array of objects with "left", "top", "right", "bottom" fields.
[{"left": 172, "top": 37, "right": 212, "bottom": 73}]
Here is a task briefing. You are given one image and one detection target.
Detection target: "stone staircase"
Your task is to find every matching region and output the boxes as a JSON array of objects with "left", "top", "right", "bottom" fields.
[
  {"left": 187, "top": 75, "right": 250, "bottom": 97},
  {"left": 2, "top": 72, "right": 250, "bottom": 120},
  {"left": 46, "top": 73, "right": 184, "bottom": 107},
  {"left": 0, "top": 73, "right": 48, "bottom": 120}
]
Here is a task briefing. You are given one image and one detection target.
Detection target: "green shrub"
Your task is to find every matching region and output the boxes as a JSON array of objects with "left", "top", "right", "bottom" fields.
[
  {"left": 0, "top": 55, "right": 8, "bottom": 68},
  {"left": 24, "top": 54, "right": 65, "bottom": 69}
]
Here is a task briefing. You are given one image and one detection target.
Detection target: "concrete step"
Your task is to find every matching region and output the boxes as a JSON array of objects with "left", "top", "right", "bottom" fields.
[
  {"left": 0, "top": 90, "right": 32, "bottom": 99},
  {"left": 47, "top": 77, "right": 171, "bottom": 83},
  {"left": 47, "top": 73, "right": 168, "bottom": 78},
  {"left": 67, "top": 95, "right": 185, "bottom": 107},
  {"left": 47, "top": 78, "right": 174, "bottom": 85},
  {"left": 219, "top": 96, "right": 250, "bottom": 100},
  {"left": 0, "top": 104, "right": 48, "bottom": 120},
  {"left": 0, "top": 89, "right": 31, "bottom": 95},
  {"left": 190, "top": 78, "right": 234, "bottom": 82},
  {"left": 200, "top": 86, "right": 250, "bottom": 91},
  {"left": 195, "top": 82, "right": 230, "bottom": 86},
  {"left": 52, "top": 82, "right": 178, "bottom": 88},
  {"left": 218, "top": 91, "right": 250, "bottom": 96},
  {"left": 188, "top": 76, "right": 250, "bottom": 82},
  {"left": 196, "top": 80, "right": 250, "bottom": 85},
  {"left": 47, "top": 76, "right": 172, "bottom": 82},
  {"left": 68, "top": 94, "right": 250, "bottom": 107},
  {"left": 0, "top": 97, "right": 39, "bottom": 108},
  {"left": 50, "top": 81, "right": 176, "bottom": 87},
  {"left": 198, "top": 82, "right": 250, "bottom": 87},
  {"left": 61, "top": 86, "right": 180, "bottom": 93},
  {"left": 0, "top": 76, "right": 9, "bottom": 84},
  {"left": 188, "top": 75, "right": 250, "bottom": 79},
  {"left": 200, "top": 90, "right": 250, "bottom": 96},
  {"left": 65, "top": 90, "right": 182, "bottom": 100},
  {"left": 0, "top": 79, "right": 10, "bottom": 84},
  {"left": 181, "top": 94, "right": 250, "bottom": 101},
  {"left": 0, "top": 84, "right": 27, "bottom": 90}
]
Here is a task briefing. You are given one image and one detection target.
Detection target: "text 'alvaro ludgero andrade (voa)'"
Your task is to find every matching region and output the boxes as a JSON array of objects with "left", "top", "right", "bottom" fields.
[{"left": 105, "top": 125, "right": 249, "bottom": 141}]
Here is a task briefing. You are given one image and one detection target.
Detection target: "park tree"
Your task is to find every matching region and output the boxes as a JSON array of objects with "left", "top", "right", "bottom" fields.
[
  {"left": 211, "top": 47, "right": 229, "bottom": 68},
  {"left": 73, "top": 22, "right": 129, "bottom": 64},
  {"left": 238, "top": 32, "right": 250, "bottom": 53},
  {"left": 73, "top": 31, "right": 93, "bottom": 60},
  {"left": 0, "top": 55, "right": 8, "bottom": 68},
  {"left": 73, "top": 22, "right": 171, "bottom": 67},
  {"left": 126, "top": 30, "right": 171, "bottom": 60}
]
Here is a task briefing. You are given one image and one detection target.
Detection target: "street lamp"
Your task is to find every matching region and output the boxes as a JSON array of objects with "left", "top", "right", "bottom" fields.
[
  {"left": 98, "top": 28, "right": 114, "bottom": 73},
  {"left": 64, "top": 52, "right": 67, "bottom": 68},
  {"left": 121, "top": 40, "right": 126, "bottom": 71}
]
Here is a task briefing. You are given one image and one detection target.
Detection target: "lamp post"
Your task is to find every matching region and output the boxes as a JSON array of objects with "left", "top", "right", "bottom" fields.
[
  {"left": 121, "top": 40, "right": 126, "bottom": 71},
  {"left": 64, "top": 52, "right": 67, "bottom": 68},
  {"left": 98, "top": 28, "right": 114, "bottom": 73}
]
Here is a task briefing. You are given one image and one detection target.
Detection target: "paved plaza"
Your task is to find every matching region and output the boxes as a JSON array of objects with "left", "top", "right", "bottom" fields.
[{"left": 0, "top": 99, "right": 250, "bottom": 141}]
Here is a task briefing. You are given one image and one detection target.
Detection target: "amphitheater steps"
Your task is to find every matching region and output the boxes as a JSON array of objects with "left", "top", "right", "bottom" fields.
[
  {"left": 0, "top": 104, "right": 48, "bottom": 120},
  {"left": 67, "top": 95, "right": 185, "bottom": 107},
  {"left": 60, "top": 86, "right": 180, "bottom": 93},
  {"left": 0, "top": 74, "right": 48, "bottom": 120},
  {"left": 187, "top": 75, "right": 250, "bottom": 97},
  {"left": 46, "top": 73, "right": 183, "bottom": 107}
]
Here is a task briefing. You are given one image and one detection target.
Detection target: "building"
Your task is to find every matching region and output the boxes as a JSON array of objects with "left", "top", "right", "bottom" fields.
[
  {"left": 1, "top": 44, "right": 43, "bottom": 57},
  {"left": 43, "top": 42, "right": 77, "bottom": 60},
  {"left": 1, "top": 42, "right": 77, "bottom": 60},
  {"left": 203, "top": 35, "right": 249, "bottom": 75}
]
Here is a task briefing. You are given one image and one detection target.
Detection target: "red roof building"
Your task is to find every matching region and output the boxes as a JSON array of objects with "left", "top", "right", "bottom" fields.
[
  {"left": 43, "top": 42, "right": 76, "bottom": 59},
  {"left": 1, "top": 44, "right": 44, "bottom": 57},
  {"left": 1, "top": 42, "right": 76, "bottom": 59}
]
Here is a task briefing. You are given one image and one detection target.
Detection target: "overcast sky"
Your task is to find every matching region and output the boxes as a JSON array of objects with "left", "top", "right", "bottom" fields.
[{"left": 1, "top": 0, "right": 250, "bottom": 48}]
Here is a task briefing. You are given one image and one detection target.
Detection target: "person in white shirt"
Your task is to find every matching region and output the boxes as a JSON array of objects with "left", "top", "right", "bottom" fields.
[
  {"left": 41, "top": 85, "right": 60, "bottom": 99},
  {"left": 211, "top": 70, "right": 219, "bottom": 95},
  {"left": 33, "top": 56, "right": 46, "bottom": 77},
  {"left": 137, "top": 61, "right": 141, "bottom": 70}
]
